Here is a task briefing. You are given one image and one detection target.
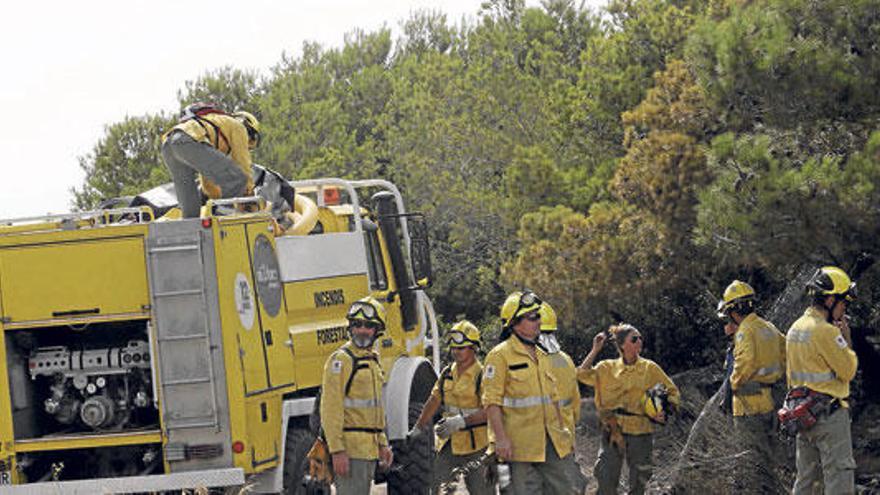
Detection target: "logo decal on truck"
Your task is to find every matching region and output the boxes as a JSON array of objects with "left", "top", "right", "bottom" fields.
[
  {"left": 235, "top": 273, "right": 255, "bottom": 330},
  {"left": 253, "top": 234, "right": 283, "bottom": 317},
  {"left": 314, "top": 289, "right": 345, "bottom": 308},
  {"left": 317, "top": 325, "right": 348, "bottom": 346}
]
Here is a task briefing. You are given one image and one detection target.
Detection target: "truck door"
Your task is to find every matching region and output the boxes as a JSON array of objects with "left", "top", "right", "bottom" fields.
[
  {"left": 217, "top": 224, "right": 269, "bottom": 393},
  {"left": 245, "top": 227, "right": 295, "bottom": 388}
]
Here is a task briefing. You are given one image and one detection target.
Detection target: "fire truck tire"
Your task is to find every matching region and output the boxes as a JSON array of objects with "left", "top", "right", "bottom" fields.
[
  {"left": 283, "top": 426, "right": 328, "bottom": 495},
  {"left": 386, "top": 402, "right": 432, "bottom": 494}
]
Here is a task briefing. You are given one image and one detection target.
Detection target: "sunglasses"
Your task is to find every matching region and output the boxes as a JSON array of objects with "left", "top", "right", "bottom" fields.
[
  {"left": 347, "top": 302, "right": 378, "bottom": 320},
  {"left": 522, "top": 312, "right": 541, "bottom": 322},
  {"left": 349, "top": 319, "right": 380, "bottom": 330},
  {"left": 630, "top": 335, "right": 643, "bottom": 344}
]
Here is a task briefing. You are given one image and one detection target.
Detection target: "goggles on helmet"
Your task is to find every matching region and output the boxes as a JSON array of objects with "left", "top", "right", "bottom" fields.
[
  {"left": 514, "top": 292, "right": 542, "bottom": 320},
  {"left": 448, "top": 331, "right": 479, "bottom": 347},
  {"left": 347, "top": 302, "right": 378, "bottom": 321}
]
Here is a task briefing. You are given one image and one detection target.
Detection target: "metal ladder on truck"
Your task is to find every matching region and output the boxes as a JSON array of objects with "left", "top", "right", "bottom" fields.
[{"left": 146, "top": 220, "right": 231, "bottom": 466}]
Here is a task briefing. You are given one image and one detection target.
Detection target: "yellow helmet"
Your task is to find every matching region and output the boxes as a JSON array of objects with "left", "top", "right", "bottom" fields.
[
  {"left": 500, "top": 291, "right": 542, "bottom": 328},
  {"left": 539, "top": 302, "right": 557, "bottom": 332},
  {"left": 806, "top": 266, "right": 856, "bottom": 301},
  {"left": 448, "top": 320, "right": 481, "bottom": 349},
  {"left": 233, "top": 110, "right": 261, "bottom": 149},
  {"left": 716, "top": 280, "right": 755, "bottom": 317},
  {"left": 643, "top": 383, "right": 670, "bottom": 424},
  {"left": 346, "top": 296, "right": 386, "bottom": 332}
]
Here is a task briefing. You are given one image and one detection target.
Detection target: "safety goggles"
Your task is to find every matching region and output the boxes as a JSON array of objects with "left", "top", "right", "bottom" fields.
[
  {"left": 347, "top": 302, "right": 378, "bottom": 321},
  {"left": 514, "top": 292, "right": 542, "bottom": 320},
  {"left": 349, "top": 319, "right": 380, "bottom": 331},
  {"left": 448, "top": 331, "right": 479, "bottom": 347}
]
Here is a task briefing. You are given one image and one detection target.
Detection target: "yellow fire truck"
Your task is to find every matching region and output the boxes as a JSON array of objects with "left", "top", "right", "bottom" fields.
[{"left": 0, "top": 178, "right": 439, "bottom": 494}]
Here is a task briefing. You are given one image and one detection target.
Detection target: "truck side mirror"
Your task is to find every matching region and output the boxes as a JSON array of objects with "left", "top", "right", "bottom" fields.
[{"left": 407, "top": 214, "right": 432, "bottom": 290}]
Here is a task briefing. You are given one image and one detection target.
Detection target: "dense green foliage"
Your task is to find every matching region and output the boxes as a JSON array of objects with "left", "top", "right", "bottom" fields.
[{"left": 75, "top": 0, "right": 880, "bottom": 371}]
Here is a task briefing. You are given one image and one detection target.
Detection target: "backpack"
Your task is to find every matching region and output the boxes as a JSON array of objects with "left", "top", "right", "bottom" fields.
[
  {"left": 437, "top": 364, "right": 486, "bottom": 450},
  {"left": 309, "top": 347, "right": 379, "bottom": 437},
  {"left": 179, "top": 102, "right": 231, "bottom": 151}
]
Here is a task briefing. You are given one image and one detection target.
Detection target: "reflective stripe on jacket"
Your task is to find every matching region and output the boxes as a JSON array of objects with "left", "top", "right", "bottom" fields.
[
  {"left": 320, "top": 342, "right": 388, "bottom": 459},
  {"left": 429, "top": 361, "right": 488, "bottom": 455},
  {"left": 548, "top": 352, "right": 580, "bottom": 443},
  {"left": 730, "top": 313, "right": 786, "bottom": 416},
  {"left": 482, "top": 337, "right": 572, "bottom": 462},
  {"left": 577, "top": 356, "right": 680, "bottom": 435},
  {"left": 786, "top": 306, "right": 858, "bottom": 403}
]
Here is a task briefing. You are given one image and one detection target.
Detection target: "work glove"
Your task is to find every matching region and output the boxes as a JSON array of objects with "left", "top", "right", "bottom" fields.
[{"left": 434, "top": 415, "right": 466, "bottom": 439}]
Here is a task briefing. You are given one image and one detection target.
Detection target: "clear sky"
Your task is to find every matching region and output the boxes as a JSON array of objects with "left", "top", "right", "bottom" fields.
[{"left": 0, "top": 0, "right": 604, "bottom": 219}]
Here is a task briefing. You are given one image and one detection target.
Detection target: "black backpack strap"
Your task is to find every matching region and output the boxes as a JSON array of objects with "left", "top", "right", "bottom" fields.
[
  {"left": 196, "top": 116, "right": 231, "bottom": 153},
  {"left": 438, "top": 365, "right": 453, "bottom": 406},
  {"left": 475, "top": 369, "right": 483, "bottom": 397},
  {"left": 341, "top": 347, "right": 378, "bottom": 396}
]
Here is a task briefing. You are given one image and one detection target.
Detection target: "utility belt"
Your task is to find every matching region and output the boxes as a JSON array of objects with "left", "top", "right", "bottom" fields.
[
  {"left": 612, "top": 408, "right": 641, "bottom": 417},
  {"left": 343, "top": 427, "right": 384, "bottom": 434},
  {"left": 777, "top": 387, "right": 842, "bottom": 437}
]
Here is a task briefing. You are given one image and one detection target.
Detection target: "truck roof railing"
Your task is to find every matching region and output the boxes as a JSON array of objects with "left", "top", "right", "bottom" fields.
[
  {"left": 289, "top": 178, "right": 411, "bottom": 242},
  {"left": 0, "top": 206, "right": 155, "bottom": 232},
  {"left": 202, "top": 196, "right": 268, "bottom": 218}
]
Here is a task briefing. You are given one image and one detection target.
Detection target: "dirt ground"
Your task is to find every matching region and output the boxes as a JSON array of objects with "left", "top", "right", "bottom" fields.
[{"left": 368, "top": 364, "right": 880, "bottom": 494}]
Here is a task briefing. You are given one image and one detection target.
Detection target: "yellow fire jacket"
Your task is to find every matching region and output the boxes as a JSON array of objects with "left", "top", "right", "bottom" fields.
[
  {"left": 578, "top": 356, "right": 680, "bottom": 435},
  {"left": 786, "top": 306, "right": 858, "bottom": 404},
  {"left": 482, "top": 337, "right": 572, "bottom": 462},
  {"left": 320, "top": 342, "right": 388, "bottom": 460},
  {"left": 430, "top": 361, "right": 489, "bottom": 455},
  {"left": 163, "top": 113, "right": 254, "bottom": 198},
  {"left": 730, "top": 313, "right": 785, "bottom": 416},
  {"left": 548, "top": 351, "right": 581, "bottom": 442}
]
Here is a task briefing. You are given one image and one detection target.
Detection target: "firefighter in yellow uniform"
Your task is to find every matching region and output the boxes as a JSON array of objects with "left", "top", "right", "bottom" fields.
[
  {"left": 482, "top": 291, "right": 577, "bottom": 494},
  {"left": 161, "top": 105, "right": 261, "bottom": 218},
  {"left": 578, "top": 324, "right": 680, "bottom": 495},
  {"left": 320, "top": 297, "right": 393, "bottom": 494},
  {"left": 787, "top": 267, "right": 858, "bottom": 495},
  {"left": 716, "top": 280, "right": 785, "bottom": 488},
  {"left": 538, "top": 302, "right": 587, "bottom": 493},
  {"left": 410, "top": 320, "right": 493, "bottom": 495}
]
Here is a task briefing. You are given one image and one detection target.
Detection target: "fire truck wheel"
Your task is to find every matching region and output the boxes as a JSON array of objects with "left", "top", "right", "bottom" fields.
[
  {"left": 283, "top": 426, "right": 328, "bottom": 494},
  {"left": 386, "top": 402, "right": 433, "bottom": 494}
]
